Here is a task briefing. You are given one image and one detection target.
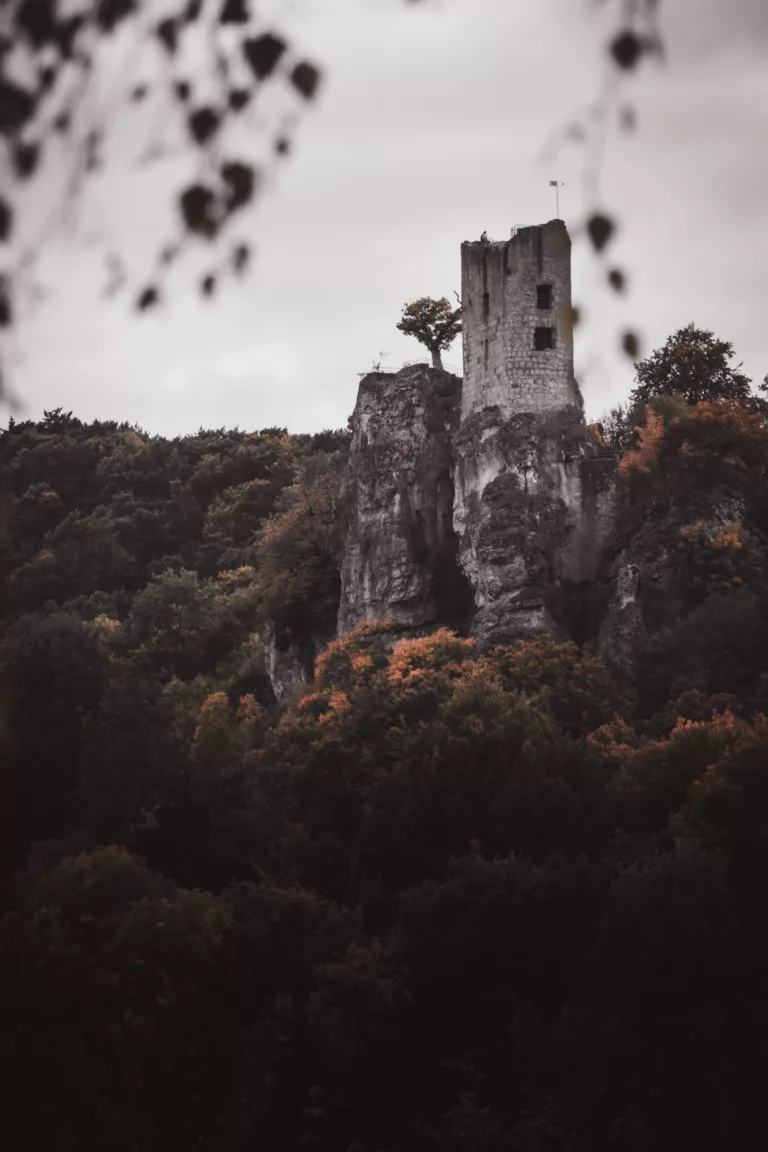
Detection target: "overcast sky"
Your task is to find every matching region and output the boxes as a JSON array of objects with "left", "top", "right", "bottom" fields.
[{"left": 3, "top": 0, "right": 768, "bottom": 435}]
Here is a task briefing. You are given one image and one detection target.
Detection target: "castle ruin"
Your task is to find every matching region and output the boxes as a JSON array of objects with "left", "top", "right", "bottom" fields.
[
  {"left": 460, "top": 220, "right": 580, "bottom": 422},
  {"left": 269, "top": 221, "right": 619, "bottom": 696}
]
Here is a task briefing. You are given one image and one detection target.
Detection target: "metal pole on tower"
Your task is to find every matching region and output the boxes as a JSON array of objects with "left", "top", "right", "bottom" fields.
[{"left": 549, "top": 180, "right": 564, "bottom": 220}]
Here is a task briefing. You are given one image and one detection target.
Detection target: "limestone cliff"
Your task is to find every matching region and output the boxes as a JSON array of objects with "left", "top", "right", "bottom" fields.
[
  {"left": 337, "top": 364, "right": 473, "bottom": 638},
  {"left": 452, "top": 405, "right": 616, "bottom": 648},
  {"left": 262, "top": 619, "right": 311, "bottom": 703},
  {"left": 334, "top": 360, "right": 616, "bottom": 654}
]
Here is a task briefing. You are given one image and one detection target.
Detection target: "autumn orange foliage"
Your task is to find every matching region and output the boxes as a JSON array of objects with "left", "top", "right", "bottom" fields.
[
  {"left": 680, "top": 399, "right": 768, "bottom": 438},
  {"left": 679, "top": 520, "right": 744, "bottom": 550},
  {"left": 617, "top": 410, "right": 664, "bottom": 476},
  {"left": 314, "top": 619, "right": 394, "bottom": 690},
  {"left": 386, "top": 629, "right": 475, "bottom": 685},
  {"left": 193, "top": 692, "right": 231, "bottom": 755}
]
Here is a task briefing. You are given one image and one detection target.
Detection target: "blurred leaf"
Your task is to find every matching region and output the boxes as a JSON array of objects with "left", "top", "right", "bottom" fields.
[
  {"left": 174, "top": 80, "right": 192, "bottom": 102},
  {"left": 85, "top": 130, "right": 101, "bottom": 173},
  {"left": 622, "top": 330, "right": 641, "bottom": 359},
  {"left": 130, "top": 84, "right": 149, "bottom": 103},
  {"left": 55, "top": 16, "right": 85, "bottom": 59},
  {"left": 232, "top": 242, "right": 251, "bottom": 274},
  {"left": 275, "top": 136, "right": 290, "bottom": 156},
  {"left": 16, "top": 0, "right": 58, "bottom": 49},
  {"left": 201, "top": 274, "right": 217, "bottom": 298},
  {"left": 53, "top": 109, "right": 71, "bottom": 133},
  {"left": 38, "top": 64, "right": 58, "bottom": 92},
  {"left": 0, "top": 199, "right": 13, "bottom": 243},
  {"left": 291, "top": 62, "right": 321, "bottom": 100},
  {"left": 228, "top": 88, "right": 251, "bottom": 112},
  {"left": 0, "top": 79, "right": 37, "bottom": 135},
  {"left": 136, "top": 285, "right": 160, "bottom": 311},
  {"left": 0, "top": 276, "right": 11, "bottom": 327},
  {"left": 561, "top": 305, "right": 581, "bottom": 338},
  {"left": 96, "top": 0, "right": 138, "bottom": 34},
  {"left": 185, "top": 0, "right": 204, "bottom": 20},
  {"left": 565, "top": 123, "right": 587, "bottom": 143},
  {"left": 156, "top": 17, "right": 179, "bottom": 56},
  {"left": 189, "top": 107, "right": 221, "bottom": 146},
  {"left": 12, "top": 140, "right": 41, "bottom": 179},
  {"left": 221, "top": 161, "right": 255, "bottom": 212},
  {"left": 619, "top": 104, "right": 637, "bottom": 132},
  {"left": 243, "top": 34, "right": 287, "bottom": 80},
  {"left": 608, "top": 268, "right": 626, "bottom": 293},
  {"left": 179, "top": 184, "right": 220, "bottom": 238},
  {"left": 587, "top": 213, "right": 615, "bottom": 253},
  {"left": 610, "top": 29, "right": 643, "bottom": 71},
  {"left": 220, "top": 0, "right": 250, "bottom": 23}
]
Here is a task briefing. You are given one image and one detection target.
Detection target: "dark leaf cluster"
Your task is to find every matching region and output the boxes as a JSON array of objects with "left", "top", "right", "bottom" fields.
[{"left": 0, "top": 0, "right": 324, "bottom": 338}]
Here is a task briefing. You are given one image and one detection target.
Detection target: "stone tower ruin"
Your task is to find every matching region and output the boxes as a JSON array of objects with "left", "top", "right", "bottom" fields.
[{"left": 460, "top": 220, "right": 581, "bottom": 421}]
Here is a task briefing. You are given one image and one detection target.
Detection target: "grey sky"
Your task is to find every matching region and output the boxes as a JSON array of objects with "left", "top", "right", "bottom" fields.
[{"left": 4, "top": 0, "right": 768, "bottom": 434}]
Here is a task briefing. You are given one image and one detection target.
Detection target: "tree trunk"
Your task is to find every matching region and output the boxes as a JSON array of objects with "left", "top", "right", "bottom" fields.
[{"left": 431, "top": 347, "right": 443, "bottom": 370}]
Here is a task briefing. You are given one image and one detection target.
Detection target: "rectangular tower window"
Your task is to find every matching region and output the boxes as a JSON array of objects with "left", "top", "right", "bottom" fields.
[
  {"left": 483, "top": 291, "right": 490, "bottom": 319},
  {"left": 537, "top": 283, "right": 553, "bottom": 310},
  {"left": 534, "top": 326, "right": 555, "bottom": 351}
]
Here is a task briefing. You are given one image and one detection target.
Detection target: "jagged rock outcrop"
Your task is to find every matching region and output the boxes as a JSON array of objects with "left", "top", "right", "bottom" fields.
[
  {"left": 262, "top": 619, "right": 312, "bottom": 702},
  {"left": 452, "top": 405, "right": 616, "bottom": 647},
  {"left": 337, "top": 364, "right": 473, "bottom": 637},
  {"left": 336, "top": 363, "right": 617, "bottom": 652}
]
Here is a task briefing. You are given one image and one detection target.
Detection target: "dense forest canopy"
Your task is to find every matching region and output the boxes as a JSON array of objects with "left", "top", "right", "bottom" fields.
[{"left": 2, "top": 322, "right": 768, "bottom": 1149}]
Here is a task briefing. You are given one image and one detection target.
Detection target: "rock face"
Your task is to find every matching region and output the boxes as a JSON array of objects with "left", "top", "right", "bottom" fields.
[
  {"left": 453, "top": 406, "right": 616, "bottom": 647},
  {"left": 262, "top": 618, "right": 311, "bottom": 703},
  {"left": 337, "top": 364, "right": 473, "bottom": 637}
]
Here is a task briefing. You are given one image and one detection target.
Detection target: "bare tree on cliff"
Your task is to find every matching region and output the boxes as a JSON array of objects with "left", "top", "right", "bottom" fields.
[{"left": 396, "top": 297, "right": 462, "bottom": 371}]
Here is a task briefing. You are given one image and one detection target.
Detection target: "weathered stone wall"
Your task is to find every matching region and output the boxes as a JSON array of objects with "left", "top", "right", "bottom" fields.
[
  {"left": 337, "top": 364, "right": 473, "bottom": 637},
  {"left": 461, "top": 221, "right": 581, "bottom": 422}
]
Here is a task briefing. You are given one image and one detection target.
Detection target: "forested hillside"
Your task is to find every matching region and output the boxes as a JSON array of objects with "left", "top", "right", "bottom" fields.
[{"left": 2, "top": 389, "right": 768, "bottom": 1151}]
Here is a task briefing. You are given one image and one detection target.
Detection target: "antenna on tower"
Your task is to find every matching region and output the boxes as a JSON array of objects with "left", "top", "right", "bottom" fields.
[{"left": 549, "top": 180, "right": 564, "bottom": 220}]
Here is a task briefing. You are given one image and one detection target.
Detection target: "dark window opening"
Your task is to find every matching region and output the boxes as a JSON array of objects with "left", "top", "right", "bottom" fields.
[
  {"left": 537, "top": 283, "right": 553, "bottom": 310},
  {"left": 483, "top": 291, "right": 490, "bottom": 319},
  {"left": 534, "top": 326, "right": 555, "bottom": 351},
  {"left": 484, "top": 338, "right": 489, "bottom": 364}
]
